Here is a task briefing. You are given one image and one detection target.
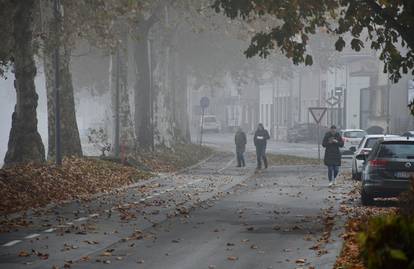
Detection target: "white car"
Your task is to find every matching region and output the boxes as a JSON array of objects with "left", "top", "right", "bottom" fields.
[
  {"left": 339, "top": 129, "right": 367, "bottom": 155},
  {"left": 201, "top": 115, "right": 220, "bottom": 133},
  {"left": 351, "top": 134, "right": 399, "bottom": 180}
]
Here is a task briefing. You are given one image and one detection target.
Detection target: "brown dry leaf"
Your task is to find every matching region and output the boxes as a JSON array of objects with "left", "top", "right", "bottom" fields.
[
  {"left": 18, "top": 250, "right": 30, "bottom": 257},
  {"left": 227, "top": 256, "right": 238, "bottom": 261},
  {"left": 100, "top": 251, "right": 112, "bottom": 257}
]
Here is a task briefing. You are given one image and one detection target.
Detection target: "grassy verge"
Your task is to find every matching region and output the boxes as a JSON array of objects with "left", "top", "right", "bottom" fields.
[
  {"left": 266, "top": 153, "right": 321, "bottom": 166},
  {"left": 132, "top": 143, "right": 214, "bottom": 172}
]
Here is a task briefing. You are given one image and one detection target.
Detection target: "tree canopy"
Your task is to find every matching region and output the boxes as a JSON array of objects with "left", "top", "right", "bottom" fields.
[{"left": 212, "top": 0, "right": 414, "bottom": 82}]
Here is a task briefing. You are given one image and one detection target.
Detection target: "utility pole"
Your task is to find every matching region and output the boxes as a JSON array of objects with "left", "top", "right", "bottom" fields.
[{"left": 54, "top": 0, "right": 62, "bottom": 165}]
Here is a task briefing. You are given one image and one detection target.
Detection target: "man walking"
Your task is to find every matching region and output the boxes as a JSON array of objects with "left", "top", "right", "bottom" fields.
[
  {"left": 235, "top": 127, "right": 247, "bottom": 167},
  {"left": 254, "top": 123, "right": 270, "bottom": 169},
  {"left": 322, "top": 125, "right": 344, "bottom": 186}
]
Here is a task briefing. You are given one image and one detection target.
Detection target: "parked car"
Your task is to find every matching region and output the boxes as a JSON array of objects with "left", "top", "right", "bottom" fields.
[
  {"left": 402, "top": 130, "right": 414, "bottom": 137},
  {"left": 287, "top": 123, "right": 328, "bottom": 143},
  {"left": 351, "top": 134, "right": 399, "bottom": 180},
  {"left": 201, "top": 115, "right": 220, "bottom": 133},
  {"left": 339, "top": 129, "right": 367, "bottom": 155},
  {"left": 358, "top": 136, "right": 414, "bottom": 205}
]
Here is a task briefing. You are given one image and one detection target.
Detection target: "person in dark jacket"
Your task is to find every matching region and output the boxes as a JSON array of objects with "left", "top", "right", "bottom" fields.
[
  {"left": 322, "top": 125, "right": 344, "bottom": 186},
  {"left": 254, "top": 123, "right": 270, "bottom": 169},
  {"left": 235, "top": 127, "right": 247, "bottom": 167}
]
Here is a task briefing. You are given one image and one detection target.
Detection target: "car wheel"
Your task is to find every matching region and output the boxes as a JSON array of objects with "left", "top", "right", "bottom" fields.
[{"left": 361, "top": 189, "right": 374, "bottom": 206}]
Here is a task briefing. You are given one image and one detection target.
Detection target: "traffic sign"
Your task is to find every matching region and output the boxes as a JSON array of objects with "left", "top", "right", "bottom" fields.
[
  {"left": 309, "top": 107, "right": 328, "bottom": 124},
  {"left": 335, "top": 87, "right": 343, "bottom": 96},
  {"left": 200, "top": 96, "right": 210, "bottom": 108},
  {"left": 325, "top": 96, "right": 339, "bottom": 106}
]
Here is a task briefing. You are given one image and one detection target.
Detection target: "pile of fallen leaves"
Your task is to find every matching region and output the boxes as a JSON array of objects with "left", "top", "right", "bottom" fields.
[
  {"left": 334, "top": 187, "right": 397, "bottom": 269},
  {"left": 0, "top": 157, "right": 152, "bottom": 214},
  {"left": 267, "top": 154, "right": 321, "bottom": 166}
]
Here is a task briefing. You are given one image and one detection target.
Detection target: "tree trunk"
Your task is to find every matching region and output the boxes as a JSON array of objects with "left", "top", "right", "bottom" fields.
[
  {"left": 133, "top": 25, "right": 153, "bottom": 150},
  {"left": 110, "top": 23, "right": 135, "bottom": 153},
  {"left": 4, "top": 0, "right": 46, "bottom": 167},
  {"left": 172, "top": 50, "right": 191, "bottom": 143},
  {"left": 40, "top": 0, "right": 82, "bottom": 159}
]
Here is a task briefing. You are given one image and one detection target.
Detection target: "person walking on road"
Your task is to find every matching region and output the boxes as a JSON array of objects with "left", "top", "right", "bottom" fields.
[
  {"left": 235, "top": 127, "right": 247, "bottom": 167},
  {"left": 254, "top": 123, "right": 270, "bottom": 170},
  {"left": 322, "top": 125, "right": 344, "bottom": 186}
]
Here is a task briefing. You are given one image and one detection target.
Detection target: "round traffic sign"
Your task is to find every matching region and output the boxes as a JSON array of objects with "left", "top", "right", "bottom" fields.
[{"left": 200, "top": 96, "right": 210, "bottom": 108}]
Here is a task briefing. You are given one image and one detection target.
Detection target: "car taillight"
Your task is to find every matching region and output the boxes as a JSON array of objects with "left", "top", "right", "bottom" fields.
[{"left": 369, "top": 159, "right": 388, "bottom": 167}]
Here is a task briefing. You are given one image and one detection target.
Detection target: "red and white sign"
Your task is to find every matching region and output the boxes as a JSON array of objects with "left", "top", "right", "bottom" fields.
[{"left": 309, "top": 107, "right": 328, "bottom": 124}]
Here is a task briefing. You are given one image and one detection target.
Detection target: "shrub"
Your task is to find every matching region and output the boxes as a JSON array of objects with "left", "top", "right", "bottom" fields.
[
  {"left": 399, "top": 178, "right": 414, "bottom": 217},
  {"left": 360, "top": 214, "right": 414, "bottom": 269}
]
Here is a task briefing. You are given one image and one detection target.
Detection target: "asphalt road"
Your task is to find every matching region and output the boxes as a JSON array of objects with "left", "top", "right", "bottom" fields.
[{"left": 0, "top": 148, "right": 354, "bottom": 269}]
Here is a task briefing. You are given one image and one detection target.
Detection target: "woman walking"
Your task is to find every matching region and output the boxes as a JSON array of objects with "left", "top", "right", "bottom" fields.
[{"left": 322, "top": 125, "right": 344, "bottom": 186}]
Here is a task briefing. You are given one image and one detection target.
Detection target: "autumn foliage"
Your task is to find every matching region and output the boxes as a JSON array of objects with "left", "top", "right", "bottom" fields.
[{"left": 0, "top": 157, "right": 152, "bottom": 214}]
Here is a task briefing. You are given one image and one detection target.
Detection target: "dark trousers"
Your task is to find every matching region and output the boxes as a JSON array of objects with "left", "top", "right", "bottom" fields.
[
  {"left": 256, "top": 146, "right": 268, "bottom": 169},
  {"left": 327, "top": 165, "right": 339, "bottom": 181},
  {"left": 236, "top": 151, "right": 245, "bottom": 167}
]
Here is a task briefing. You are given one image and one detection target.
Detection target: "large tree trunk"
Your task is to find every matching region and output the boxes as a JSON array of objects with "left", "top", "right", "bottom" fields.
[
  {"left": 40, "top": 0, "right": 82, "bottom": 159},
  {"left": 4, "top": 0, "right": 45, "bottom": 167},
  {"left": 133, "top": 25, "right": 153, "bottom": 150},
  {"left": 110, "top": 23, "right": 135, "bottom": 153},
  {"left": 152, "top": 40, "right": 175, "bottom": 147}
]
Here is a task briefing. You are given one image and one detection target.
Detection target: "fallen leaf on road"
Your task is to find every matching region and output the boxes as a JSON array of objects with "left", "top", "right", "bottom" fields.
[
  {"left": 18, "top": 250, "right": 30, "bottom": 257},
  {"left": 100, "top": 252, "right": 112, "bottom": 257},
  {"left": 227, "top": 256, "right": 238, "bottom": 261}
]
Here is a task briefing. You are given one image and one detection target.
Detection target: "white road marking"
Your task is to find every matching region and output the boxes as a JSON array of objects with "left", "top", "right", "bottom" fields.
[
  {"left": 166, "top": 188, "right": 174, "bottom": 192},
  {"left": 188, "top": 179, "right": 203, "bottom": 185},
  {"left": 159, "top": 191, "right": 166, "bottom": 194},
  {"left": 43, "top": 228, "right": 55, "bottom": 233},
  {"left": 153, "top": 193, "right": 160, "bottom": 196},
  {"left": 24, "top": 233, "right": 40, "bottom": 239},
  {"left": 217, "top": 158, "right": 235, "bottom": 173},
  {"left": 89, "top": 213, "right": 99, "bottom": 218},
  {"left": 3, "top": 240, "right": 22, "bottom": 247},
  {"left": 146, "top": 196, "right": 153, "bottom": 199},
  {"left": 74, "top": 217, "right": 88, "bottom": 222}
]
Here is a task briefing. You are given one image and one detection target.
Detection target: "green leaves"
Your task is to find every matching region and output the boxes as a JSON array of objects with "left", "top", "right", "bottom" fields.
[
  {"left": 304, "top": 54, "right": 313, "bottom": 66},
  {"left": 213, "top": 0, "right": 414, "bottom": 82},
  {"left": 335, "top": 36, "right": 345, "bottom": 51}
]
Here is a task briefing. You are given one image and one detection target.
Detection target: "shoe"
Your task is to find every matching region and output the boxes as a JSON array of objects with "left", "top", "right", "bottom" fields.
[
  {"left": 333, "top": 179, "right": 337, "bottom": 185},
  {"left": 236, "top": 165, "right": 241, "bottom": 168},
  {"left": 328, "top": 182, "right": 333, "bottom": 187}
]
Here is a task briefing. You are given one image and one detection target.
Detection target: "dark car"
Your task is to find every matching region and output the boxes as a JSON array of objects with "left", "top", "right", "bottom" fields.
[
  {"left": 358, "top": 137, "right": 414, "bottom": 205},
  {"left": 287, "top": 123, "right": 328, "bottom": 143}
]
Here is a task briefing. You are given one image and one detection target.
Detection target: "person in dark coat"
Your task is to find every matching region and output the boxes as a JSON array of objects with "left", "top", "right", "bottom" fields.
[
  {"left": 254, "top": 123, "right": 270, "bottom": 169},
  {"left": 235, "top": 127, "right": 247, "bottom": 167},
  {"left": 322, "top": 125, "right": 344, "bottom": 186}
]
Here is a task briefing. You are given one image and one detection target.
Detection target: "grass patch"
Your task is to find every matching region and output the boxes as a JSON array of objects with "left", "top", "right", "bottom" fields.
[
  {"left": 134, "top": 144, "right": 214, "bottom": 172},
  {"left": 267, "top": 154, "right": 321, "bottom": 166}
]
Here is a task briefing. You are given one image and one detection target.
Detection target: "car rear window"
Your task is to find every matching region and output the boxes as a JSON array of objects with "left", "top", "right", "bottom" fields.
[
  {"left": 364, "top": 138, "right": 381, "bottom": 148},
  {"left": 343, "top": 131, "right": 367, "bottom": 138},
  {"left": 377, "top": 142, "right": 414, "bottom": 158}
]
